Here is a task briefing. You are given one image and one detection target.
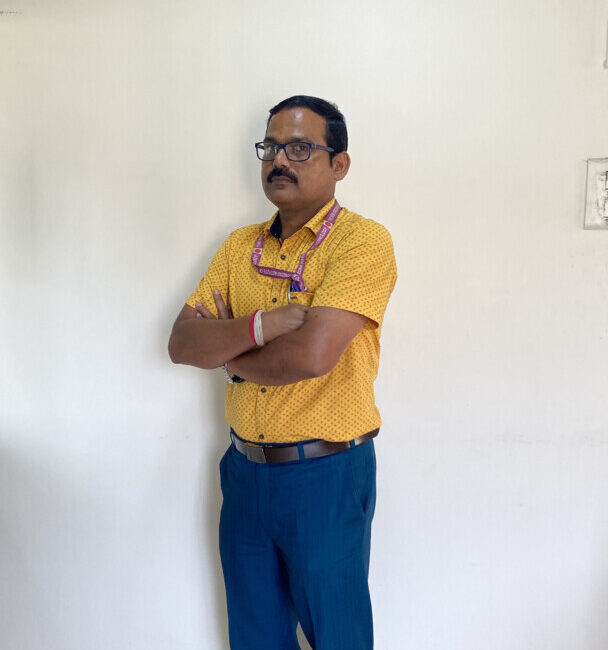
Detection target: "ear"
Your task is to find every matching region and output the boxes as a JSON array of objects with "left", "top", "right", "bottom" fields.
[{"left": 331, "top": 152, "right": 351, "bottom": 181}]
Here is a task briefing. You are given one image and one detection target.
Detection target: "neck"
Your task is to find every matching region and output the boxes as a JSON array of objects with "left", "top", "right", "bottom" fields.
[{"left": 278, "top": 196, "right": 335, "bottom": 239}]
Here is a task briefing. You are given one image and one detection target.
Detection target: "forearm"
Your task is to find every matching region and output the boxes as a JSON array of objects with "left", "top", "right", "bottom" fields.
[
  {"left": 168, "top": 315, "right": 255, "bottom": 369},
  {"left": 227, "top": 327, "right": 323, "bottom": 385}
]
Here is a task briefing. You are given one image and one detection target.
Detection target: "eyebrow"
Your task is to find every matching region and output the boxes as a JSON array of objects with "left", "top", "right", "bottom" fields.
[{"left": 263, "top": 136, "right": 314, "bottom": 144}]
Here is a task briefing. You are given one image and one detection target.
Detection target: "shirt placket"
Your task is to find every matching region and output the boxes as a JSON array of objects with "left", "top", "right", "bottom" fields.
[
  {"left": 254, "top": 234, "right": 286, "bottom": 440},
  {"left": 268, "top": 237, "right": 295, "bottom": 307},
  {"left": 256, "top": 231, "right": 310, "bottom": 440}
]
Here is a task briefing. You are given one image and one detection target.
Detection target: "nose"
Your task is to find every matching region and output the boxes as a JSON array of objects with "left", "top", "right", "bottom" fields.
[{"left": 273, "top": 146, "right": 289, "bottom": 168}]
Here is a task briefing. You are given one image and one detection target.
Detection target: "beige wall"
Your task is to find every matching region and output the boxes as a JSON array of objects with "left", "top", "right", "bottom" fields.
[{"left": 1, "top": 1, "right": 608, "bottom": 648}]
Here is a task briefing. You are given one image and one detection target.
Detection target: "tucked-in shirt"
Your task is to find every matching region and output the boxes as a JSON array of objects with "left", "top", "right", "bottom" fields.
[{"left": 186, "top": 198, "right": 397, "bottom": 443}]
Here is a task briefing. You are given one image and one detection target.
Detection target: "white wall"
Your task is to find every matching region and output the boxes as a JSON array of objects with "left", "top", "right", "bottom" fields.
[{"left": 1, "top": 1, "right": 607, "bottom": 648}]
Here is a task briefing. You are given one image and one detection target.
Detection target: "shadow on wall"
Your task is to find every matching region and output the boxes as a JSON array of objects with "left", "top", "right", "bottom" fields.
[
  {"left": 0, "top": 443, "right": 73, "bottom": 650},
  {"left": 297, "top": 624, "right": 313, "bottom": 649},
  {"left": 196, "top": 369, "right": 230, "bottom": 646}
]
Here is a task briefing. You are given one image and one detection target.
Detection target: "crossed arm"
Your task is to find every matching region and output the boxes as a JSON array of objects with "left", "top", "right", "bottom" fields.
[{"left": 168, "top": 291, "right": 368, "bottom": 385}]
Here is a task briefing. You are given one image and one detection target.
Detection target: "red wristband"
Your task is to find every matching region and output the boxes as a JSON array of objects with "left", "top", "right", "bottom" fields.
[{"left": 249, "top": 310, "right": 259, "bottom": 345}]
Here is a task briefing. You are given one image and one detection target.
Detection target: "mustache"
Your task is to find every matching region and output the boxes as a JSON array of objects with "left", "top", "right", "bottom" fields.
[{"left": 267, "top": 168, "right": 298, "bottom": 184}]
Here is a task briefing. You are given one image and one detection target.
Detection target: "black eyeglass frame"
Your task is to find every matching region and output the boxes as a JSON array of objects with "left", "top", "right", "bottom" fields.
[{"left": 254, "top": 141, "right": 335, "bottom": 162}]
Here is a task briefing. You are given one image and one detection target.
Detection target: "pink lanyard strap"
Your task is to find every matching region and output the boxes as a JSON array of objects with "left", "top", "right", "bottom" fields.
[{"left": 251, "top": 200, "right": 341, "bottom": 292}]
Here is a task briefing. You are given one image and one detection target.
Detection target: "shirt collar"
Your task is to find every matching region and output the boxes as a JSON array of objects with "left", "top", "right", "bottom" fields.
[{"left": 264, "top": 198, "right": 338, "bottom": 239}]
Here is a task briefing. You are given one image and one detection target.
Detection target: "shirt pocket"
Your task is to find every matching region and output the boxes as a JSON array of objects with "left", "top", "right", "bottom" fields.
[{"left": 289, "top": 291, "right": 314, "bottom": 307}]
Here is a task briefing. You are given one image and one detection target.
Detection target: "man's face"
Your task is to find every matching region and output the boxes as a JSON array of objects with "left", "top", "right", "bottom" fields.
[{"left": 261, "top": 107, "right": 343, "bottom": 214}]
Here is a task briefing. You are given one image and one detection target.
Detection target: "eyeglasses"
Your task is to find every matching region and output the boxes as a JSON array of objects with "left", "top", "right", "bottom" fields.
[{"left": 255, "top": 141, "right": 334, "bottom": 162}]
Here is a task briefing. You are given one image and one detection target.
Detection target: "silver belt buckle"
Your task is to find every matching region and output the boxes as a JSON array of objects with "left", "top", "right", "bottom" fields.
[{"left": 245, "top": 444, "right": 267, "bottom": 464}]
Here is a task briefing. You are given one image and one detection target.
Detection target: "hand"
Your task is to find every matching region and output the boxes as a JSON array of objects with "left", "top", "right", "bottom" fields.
[
  {"left": 262, "top": 304, "right": 308, "bottom": 342},
  {"left": 196, "top": 292, "right": 307, "bottom": 343},
  {"left": 195, "top": 290, "right": 233, "bottom": 320}
]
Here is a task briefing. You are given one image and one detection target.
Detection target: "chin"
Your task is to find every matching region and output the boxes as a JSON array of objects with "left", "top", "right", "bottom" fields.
[{"left": 264, "top": 186, "right": 295, "bottom": 206}]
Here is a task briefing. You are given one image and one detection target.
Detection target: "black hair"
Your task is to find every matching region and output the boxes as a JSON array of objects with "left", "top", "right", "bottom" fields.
[{"left": 267, "top": 95, "right": 347, "bottom": 161}]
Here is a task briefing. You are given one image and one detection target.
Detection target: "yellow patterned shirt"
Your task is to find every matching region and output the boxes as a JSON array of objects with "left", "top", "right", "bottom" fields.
[{"left": 186, "top": 198, "right": 397, "bottom": 443}]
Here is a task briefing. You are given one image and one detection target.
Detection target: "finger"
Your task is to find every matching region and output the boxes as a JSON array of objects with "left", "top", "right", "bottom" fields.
[
  {"left": 223, "top": 302, "right": 233, "bottom": 319},
  {"left": 226, "top": 292, "right": 234, "bottom": 319},
  {"left": 196, "top": 302, "right": 216, "bottom": 319},
  {"left": 213, "top": 290, "right": 231, "bottom": 319}
]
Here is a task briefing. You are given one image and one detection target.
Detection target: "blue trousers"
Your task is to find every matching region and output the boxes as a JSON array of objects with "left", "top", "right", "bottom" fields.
[{"left": 218, "top": 433, "right": 377, "bottom": 650}]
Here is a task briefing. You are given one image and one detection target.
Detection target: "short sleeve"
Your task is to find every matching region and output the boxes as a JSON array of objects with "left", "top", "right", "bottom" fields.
[
  {"left": 311, "top": 220, "right": 397, "bottom": 329},
  {"left": 185, "top": 237, "right": 230, "bottom": 315}
]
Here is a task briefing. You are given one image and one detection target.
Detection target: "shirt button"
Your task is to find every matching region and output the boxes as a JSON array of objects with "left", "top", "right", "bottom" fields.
[
  {"left": 271, "top": 297, "right": 277, "bottom": 303},
  {"left": 260, "top": 387, "right": 266, "bottom": 393},
  {"left": 280, "top": 254, "right": 286, "bottom": 260},
  {"left": 259, "top": 434, "right": 265, "bottom": 440}
]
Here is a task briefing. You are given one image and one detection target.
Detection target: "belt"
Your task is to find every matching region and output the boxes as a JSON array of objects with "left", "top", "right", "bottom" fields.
[{"left": 230, "top": 428, "right": 379, "bottom": 464}]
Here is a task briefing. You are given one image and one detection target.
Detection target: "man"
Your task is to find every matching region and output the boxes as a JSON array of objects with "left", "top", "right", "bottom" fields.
[{"left": 168, "top": 96, "right": 396, "bottom": 649}]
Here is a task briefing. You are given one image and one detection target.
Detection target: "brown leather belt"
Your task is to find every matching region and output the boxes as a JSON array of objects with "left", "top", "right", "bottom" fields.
[{"left": 230, "top": 428, "right": 379, "bottom": 464}]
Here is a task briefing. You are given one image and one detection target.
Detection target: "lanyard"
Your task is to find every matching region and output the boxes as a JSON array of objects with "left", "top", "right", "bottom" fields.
[{"left": 251, "top": 200, "right": 341, "bottom": 292}]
